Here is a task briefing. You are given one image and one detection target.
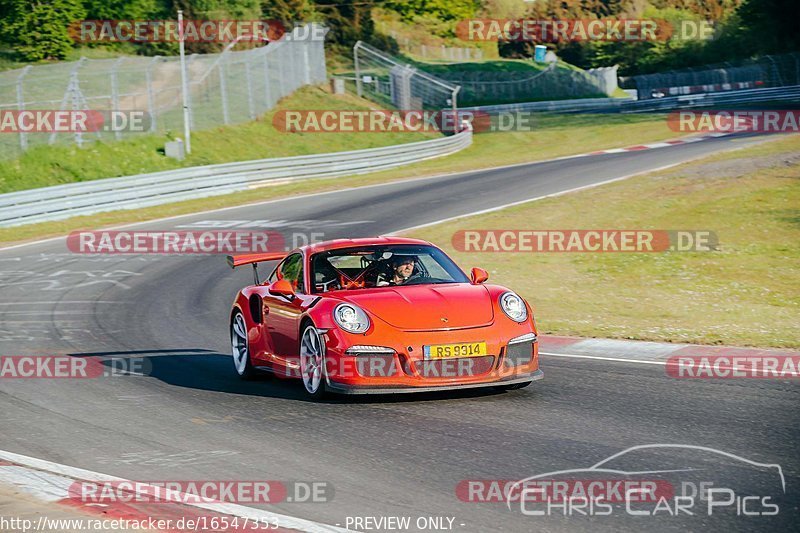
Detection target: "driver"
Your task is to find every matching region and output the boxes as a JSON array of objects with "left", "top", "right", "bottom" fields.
[{"left": 378, "top": 256, "right": 416, "bottom": 286}]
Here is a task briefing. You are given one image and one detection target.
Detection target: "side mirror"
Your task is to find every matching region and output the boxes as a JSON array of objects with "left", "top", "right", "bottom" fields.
[
  {"left": 268, "top": 279, "right": 295, "bottom": 299},
  {"left": 470, "top": 267, "right": 489, "bottom": 284}
]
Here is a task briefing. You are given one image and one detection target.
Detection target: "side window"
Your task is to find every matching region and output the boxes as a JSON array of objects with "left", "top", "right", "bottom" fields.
[
  {"left": 275, "top": 254, "right": 305, "bottom": 294},
  {"left": 268, "top": 264, "right": 280, "bottom": 284}
]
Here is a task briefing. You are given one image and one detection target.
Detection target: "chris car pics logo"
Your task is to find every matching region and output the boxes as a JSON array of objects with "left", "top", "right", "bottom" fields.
[{"left": 505, "top": 444, "right": 785, "bottom": 518}]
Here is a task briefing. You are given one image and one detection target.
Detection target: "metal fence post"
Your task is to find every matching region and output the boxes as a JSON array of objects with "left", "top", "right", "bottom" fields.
[
  {"left": 178, "top": 9, "right": 192, "bottom": 153},
  {"left": 292, "top": 36, "right": 301, "bottom": 89},
  {"left": 452, "top": 86, "right": 459, "bottom": 124},
  {"left": 354, "top": 41, "right": 363, "bottom": 97},
  {"left": 146, "top": 57, "right": 159, "bottom": 132},
  {"left": 15, "top": 66, "right": 31, "bottom": 152},
  {"left": 110, "top": 57, "right": 125, "bottom": 140},
  {"left": 766, "top": 55, "right": 784, "bottom": 86},
  {"left": 220, "top": 54, "right": 230, "bottom": 124},
  {"left": 245, "top": 51, "right": 256, "bottom": 119},
  {"left": 186, "top": 54, "right": 197, "bottom": 130},
  {"left": 276, "top": 43, "right": 287, "bottom": 98},
  {"left": 263, "top": 51, "right": 272, "bottom": 108},
  {"left": 50, "top": 57, "right": 86, "bottom": 146},
  {"left": 303, "top": 41, "right": 311, "bottom": 85},
  {"left": 71, "top": 60, "right": 86, "bottom": 148}
]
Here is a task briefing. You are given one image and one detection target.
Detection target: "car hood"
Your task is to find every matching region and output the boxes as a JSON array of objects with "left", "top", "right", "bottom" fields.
[{"left": 340, "top": 283, "right": 494, "bottom": 330}]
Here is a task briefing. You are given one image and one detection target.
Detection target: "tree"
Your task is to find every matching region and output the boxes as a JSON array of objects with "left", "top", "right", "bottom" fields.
[
  {"left": 383, "top": 0, "right": 481, "bottom": 23},
  {"left": 735, "top": 0, "right": 800, "bottom": 55},
  {"left": 260, "top": 0, "right": 317, "bottom": 22},
  {"left": 81, "top": 0, "right": 166, "bottom": 20},
  {"left": 0, "top": 0, "right": 87, "bottom": 60},
  {"left": 315, "top": 0, "right": 384, "bottom": 49}
]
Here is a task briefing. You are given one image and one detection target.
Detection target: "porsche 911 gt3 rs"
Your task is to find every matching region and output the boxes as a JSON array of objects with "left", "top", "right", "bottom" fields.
[{"left": 227, "top": 237, "right": 542, "bottom": 399}]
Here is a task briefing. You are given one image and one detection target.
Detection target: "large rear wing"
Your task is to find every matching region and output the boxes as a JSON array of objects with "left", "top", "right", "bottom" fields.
[
  {"left": 226, "top": 252, "right": 286, "bottom": 269},
  {"left": 226, "top": 252, "right": 286, "bottom": 284}
]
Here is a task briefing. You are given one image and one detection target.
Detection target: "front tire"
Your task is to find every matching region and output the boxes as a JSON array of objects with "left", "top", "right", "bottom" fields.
[
  {"left": 231, "top": 311, "right": 257, "bottom": 380},
  {"left": 299, "top": 324, "right": 327, "bottom": 400}
]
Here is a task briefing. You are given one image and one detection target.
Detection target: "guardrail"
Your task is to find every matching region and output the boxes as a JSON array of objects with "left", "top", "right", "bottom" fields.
[
  {"left": 0, "top": 128, "right": 472, "bottom": 227},
  {"left": 464, "top": 85, "right": 800, "bottom": 115},
  {"left": 617, "top": 85, "right": 800, "bottom": 113}
]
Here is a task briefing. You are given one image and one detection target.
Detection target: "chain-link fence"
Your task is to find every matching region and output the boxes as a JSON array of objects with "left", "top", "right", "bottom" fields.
[
  {"left": 408, "top": 44, "right": 483, "bottom": 62},
  {"left": 353, "top": 41, "right": 460, "bottom": 114},
  {"left": 435, "top": 64, "right": 615, "bottom": 106},
  {"left": 352, "top": 42, "right": 613, "bottom": 109},
  {"left": 621, "top": 52, "right": 800, "bottom": 100},
  {"left": 0, "top": 24, "right": 327, "bottom": 159},
  {"left": 386, "top": 31, "right": 485, "bottom": 62}
]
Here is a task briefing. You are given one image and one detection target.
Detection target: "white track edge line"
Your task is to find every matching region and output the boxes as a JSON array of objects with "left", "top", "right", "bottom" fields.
[
  {"left": 0, "top": 132, "right": 738, "bottom": 253},
  {"left": 0, "top": 449, "right": 355, "bottom": 533},
  {"left": 387, "top": 136, "right": 762, "bottom": 235},
  {"left": 539, "top": 351, "right": 800, "bottom": 375},
  {"left": 387, "top": 163, "right": 682, "bottom": 234},
  {"left": 539, "top": 351, "right": 668, "bottom": 365}
]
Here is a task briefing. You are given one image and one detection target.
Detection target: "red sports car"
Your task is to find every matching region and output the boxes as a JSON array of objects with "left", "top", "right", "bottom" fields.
[{"left": 227, "top": 237, "right": 542, "bottom": 399}]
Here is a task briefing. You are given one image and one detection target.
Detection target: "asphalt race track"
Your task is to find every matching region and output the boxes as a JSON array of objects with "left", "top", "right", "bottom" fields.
[{"left": 1, "top": 134, "right": 797, "bottom": 532}]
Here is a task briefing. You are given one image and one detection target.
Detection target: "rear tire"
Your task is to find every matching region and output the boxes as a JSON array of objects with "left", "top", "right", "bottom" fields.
[
  {"left": 299, "top": 324, "right": 327, "bottom": 400},
  {"left": 231, "top": 311, "right": 258, "bottom": 380}
]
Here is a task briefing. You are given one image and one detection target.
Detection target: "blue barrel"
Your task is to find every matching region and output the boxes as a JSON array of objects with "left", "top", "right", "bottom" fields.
[{"left": 534, "top": 45, "right": 547, "bottom": 63}]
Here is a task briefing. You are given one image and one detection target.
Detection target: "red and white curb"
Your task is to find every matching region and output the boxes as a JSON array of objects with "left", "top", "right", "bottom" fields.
[
  {"left": 539, "top": 334, "right": 799, "bottom": 366},
  {"left": 0, "top": 450, "right": 353, "bottom": 533},
  {"left": 556, "top": 132, "right": 731, "bottom": 159}
]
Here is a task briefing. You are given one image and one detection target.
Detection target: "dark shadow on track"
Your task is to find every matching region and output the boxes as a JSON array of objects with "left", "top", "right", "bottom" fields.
[{"left": 67, "top": 349, "right": 525, "bottom": 404}]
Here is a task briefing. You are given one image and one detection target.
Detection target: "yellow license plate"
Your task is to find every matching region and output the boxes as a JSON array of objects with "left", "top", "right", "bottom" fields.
[{"left": 424, "top": 342, "right": 488, "bottom": 359}]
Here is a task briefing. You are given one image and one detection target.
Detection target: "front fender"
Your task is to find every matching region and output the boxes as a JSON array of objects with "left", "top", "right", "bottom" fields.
[
  {"left": 305, "top": 297, "right": 345, "bottom": 331},
  {"left": 484, "top": 284, "right": 537, "bottom": 332}
]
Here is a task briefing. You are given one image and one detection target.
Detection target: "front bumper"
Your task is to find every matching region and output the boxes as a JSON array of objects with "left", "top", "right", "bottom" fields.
[
  {"left": 326, "top": 369, "right": 543, "bottom": 395},
  {"left": 320, "top": 321, "right": 541, "bottom": 393}
]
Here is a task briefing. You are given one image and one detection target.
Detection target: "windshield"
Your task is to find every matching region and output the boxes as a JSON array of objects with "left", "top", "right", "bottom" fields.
[{"left": 310, "top": 245, "right": 469, "bottom": 293}]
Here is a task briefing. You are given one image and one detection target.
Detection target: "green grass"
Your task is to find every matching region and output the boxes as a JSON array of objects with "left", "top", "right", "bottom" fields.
[
  {"left": 406, "top": 135, "right": 800, "bottom": 349},
  {"left": 0, "top": 86, "right": 436, "bottom": 193},
  {"left": 404, "top": 57, "right": 550, "bottom": 75},
  {"left": 1, "top": 111, "right": 680, "bottom": 246}
]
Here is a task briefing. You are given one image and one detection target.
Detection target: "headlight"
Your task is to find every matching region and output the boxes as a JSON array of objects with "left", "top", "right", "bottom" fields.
[
  {"left": 333, "top": 303, "right": 370, "bottom": 333},
  {"left": 500, "top": 291, "right": 528, "bottom": 323}
]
